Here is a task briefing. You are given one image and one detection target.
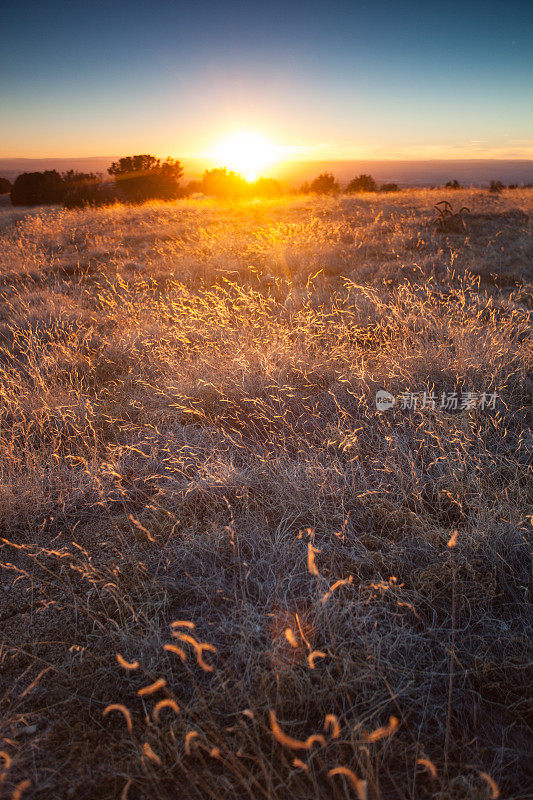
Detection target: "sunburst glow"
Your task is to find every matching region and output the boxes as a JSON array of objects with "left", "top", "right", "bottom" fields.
[{"left": 210, "top": 131, "right": 280, "bottom": 181}]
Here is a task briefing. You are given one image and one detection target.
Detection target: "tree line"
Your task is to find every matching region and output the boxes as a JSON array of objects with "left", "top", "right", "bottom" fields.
[
  {"left": 7, "top": 156, "right": 185, "bottom": 207},
  {"left": 299, "top": 172, "right": 399, "bottom": 194},
  {"left": 0, "top": 156, "right": 525, "bottom": 207}
]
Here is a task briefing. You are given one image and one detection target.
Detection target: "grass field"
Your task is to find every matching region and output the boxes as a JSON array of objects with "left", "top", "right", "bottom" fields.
[{"left": 0, "top": 189, "right": 531, "bottom": 799}]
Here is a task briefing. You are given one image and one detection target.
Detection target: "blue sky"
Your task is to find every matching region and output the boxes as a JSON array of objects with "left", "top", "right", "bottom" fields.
[{"left": 1, "top": 0, "right": 532, "bottom": 159}]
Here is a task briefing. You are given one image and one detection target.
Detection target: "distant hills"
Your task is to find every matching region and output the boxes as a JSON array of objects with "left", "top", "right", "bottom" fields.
[
  {"left": 269, "top": 159, "right": 533, "bottom": 187},
  {"left": 1, "top": 156, "right": 532, "bottom": 188},
  {"left": 0, "top": 157, "right": 117, "bottom": 184}
]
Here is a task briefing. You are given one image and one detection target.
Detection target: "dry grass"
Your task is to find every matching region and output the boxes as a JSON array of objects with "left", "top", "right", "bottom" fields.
[{"left": 0, "top": 189, "right": 531, "bottom": 799}]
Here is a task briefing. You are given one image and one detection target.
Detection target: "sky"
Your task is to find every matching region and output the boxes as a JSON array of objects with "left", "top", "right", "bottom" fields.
[{"left": 1, "top": 0, "right": 532, "bottom": 161}]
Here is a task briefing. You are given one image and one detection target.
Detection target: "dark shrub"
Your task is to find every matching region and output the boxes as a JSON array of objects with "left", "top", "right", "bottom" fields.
[
  {"left": 445, "top": 179, "right": 461, "bottom": 189},
  {"left": 108, "top": 155, "right": 183, "bottom": 202},
  {"left": 309, "top": 172, "right": 339, "bottom": 194},
  {"left": 346, "top": 174, "right": 377, "bottom": 192},
  {"left": 62, "top": 172, "right": 117, "bottom": 208},
  {"left": 183, "top": 180, "right": 203, "bottom": 195},
  {"left": 489, "top": 180, "right": 504, "bottom": 194},
  {"left": 0, "top": 177, "right": 11, "bottom": 194},
  {"left": 11, "top": 170, "right": 65, "bottom": 206},
  {"left": 63, "top": 184, "right": 116, "bottom": 208},
  {"left": 380, "top": 182, "right": 399, "bottom": 192}
]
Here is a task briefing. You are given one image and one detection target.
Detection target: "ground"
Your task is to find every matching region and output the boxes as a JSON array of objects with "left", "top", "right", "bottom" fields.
[{"left": 0, "top": 189, "right": 531, "bottom": 799}]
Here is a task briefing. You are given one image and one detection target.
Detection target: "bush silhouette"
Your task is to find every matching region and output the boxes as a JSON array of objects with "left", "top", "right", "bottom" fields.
[
  {"left": 11, "top": 171, "right": 65, "bottom": 206},
  {"left": 380, "top": 182, "right": 399, "bottom": 192},
  {"left": 489, "top": 180, "right": 504, "bottom": 194},
  {"left": 309, "top": 173, "right": 339, "bottom": 194},
  {"left": 445, "top": 179, "right": 461, "bottom": 189},
  {"left": 62, "top": 171, "right": 116, "bottom": 208},
  {"left": 0, "top": 177, "right": 11, "bottom": 194},
  {"left": 346, "top": 174, "right": 377, "bottom": 193},
  {"left": 200, "top": 168, "right": 248, "bottom": 197},
  {"left": 108, "top": 155, "right": 183, "bottom": 202},
  {"left": 183, "top": 180, "right": 202, "bottom": 195}
]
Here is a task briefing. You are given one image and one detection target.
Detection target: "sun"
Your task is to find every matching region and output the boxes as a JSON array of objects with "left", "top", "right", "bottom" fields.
[{"left": 210, "top": 131, "right": 279, "bottom": 181}]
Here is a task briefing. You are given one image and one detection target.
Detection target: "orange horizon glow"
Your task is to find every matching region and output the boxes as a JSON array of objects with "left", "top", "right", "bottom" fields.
[
  {"left": 2, "top": 136, "right": 533, "bottom": 163},
  {"left": 2, "top": 134, "right": 533, "bottom": 189}
]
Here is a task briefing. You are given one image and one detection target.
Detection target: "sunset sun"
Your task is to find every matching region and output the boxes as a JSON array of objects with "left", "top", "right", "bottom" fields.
[{"left": 211, "top": 131, "right": 280, "bottom": 181}]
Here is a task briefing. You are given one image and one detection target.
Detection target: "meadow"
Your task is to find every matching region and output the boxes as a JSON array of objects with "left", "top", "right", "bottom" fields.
[{"left": 0, "top": 188, "right": 531, "bottom": 799}]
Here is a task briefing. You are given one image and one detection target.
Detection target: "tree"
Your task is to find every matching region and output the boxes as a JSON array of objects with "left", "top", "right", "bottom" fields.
[
  {"left": 108, "top": 154, "right": 160, "bottom": 177},
  {"left": 0, "top": 177, "right": 11, "bottom": 194},
  {"left": 108, "top": 155, "right": 183, "bottom": 201},
  {"left": 346, "top": 174, "right": 377, "bottom": 193},
  {"left": 309, "top": 172, "right": 339, "bottom": 194},
  {"left": 11, "top": 170, "right": 65, "bottom": 206},
  {"left": 445, "top": 179, "right": 461, "bottom": 189},
  {"left": 157, "top": 158, "right": 185, "bottom": 197}
]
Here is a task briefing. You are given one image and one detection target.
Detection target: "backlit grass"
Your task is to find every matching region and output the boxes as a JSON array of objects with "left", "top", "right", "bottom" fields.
[{"left": 0, "top": 189, "right": 531, "bottom": 799}]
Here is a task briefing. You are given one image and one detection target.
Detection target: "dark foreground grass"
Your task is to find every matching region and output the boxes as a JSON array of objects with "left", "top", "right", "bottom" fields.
[{"left": 0, "top": 190, "right": 531, "bottom": 799}]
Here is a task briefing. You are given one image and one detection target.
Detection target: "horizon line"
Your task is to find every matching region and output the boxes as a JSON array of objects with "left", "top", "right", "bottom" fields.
[{"left": 2, "top": 155, "right": 533, "bottom": 163}]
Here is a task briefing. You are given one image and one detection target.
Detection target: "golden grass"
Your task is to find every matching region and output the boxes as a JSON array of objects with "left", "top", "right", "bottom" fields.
[{"left": 0, "top": 189, "right": 531, "bottom": 798}]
